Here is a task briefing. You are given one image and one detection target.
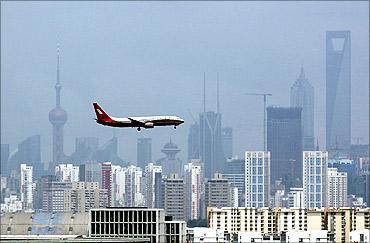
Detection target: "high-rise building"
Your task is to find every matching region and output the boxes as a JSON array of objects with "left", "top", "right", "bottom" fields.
[
  {"left": 49, "top": 48, "right": 68, "bottom": 167},
  {"left": 124, "top": 165, "right": 145, "bottom": 207},
  {"left": 223, "top": 158, "right": 245, "bottom": 207},
  {"left": 188, "top": 123, "right": 200, "bottom": 160},
  {"left": 245, "top": 151, "right": 270, "bottom": 207},
  {"left": 184, "top": 160, "right": 203, "bottom": 220},
  {"left": 79, "top": 162, "right": 101, "bottom": 184},
  {"left": 1, "top": 144, "right": 10, "bottom": 176},
  {"left": 15, "top": 135, "right": 43, "bottom": 179},
  {"left": 144, "top": 163, "right": 162, "bottom": 208},
  {"left": 303, "top": 151, "right": 328, "bottom": 208},
  {"left": 163, "top": 173, "right": 185, "bottom": 220},
  {"left": 111, "top": 165, "right": 125, "bottom": 206},
  {"left": 137, "top": 137, "right": 152, "bottom": 169},
  {"left": 267, "top": 107, "right": 302, "bottom": 186},
  {"left": 327, "top": 167, "right": 347, "bottom": 207},
  {"left": 200, "top": 111, "right": 224, "bottom": 179},
  {"left": 291, "top": 67, "right": 315, "bottom": 151},
  {"left": 222, "top": 127, "right": 233, "bottom": 159},
  {"left": 42, "top": 180, "right": 72, "bottom": 212},
  {"left": 288, "top": 187, "right": 304, "bottom": 208},
  {"left": 101, "top": 162, "right": 112, "bottom": 206},
  {"left": 55, "top": 164, "right": 79, "bottom": 182},
  {"left": 157, "top": 139, "right": 183, "bottom": 177},
  {"left": 20, "top": 164, "right": 33, "bottom": 211},
  {"left": 205, "top": 173, "right": 232, "bottom": 209},
  {"left": 326, "top": 31, "right": 351, "bottom": 152},
  {"left": 69, "top": 137, "right": 99, "bottom": 164}
]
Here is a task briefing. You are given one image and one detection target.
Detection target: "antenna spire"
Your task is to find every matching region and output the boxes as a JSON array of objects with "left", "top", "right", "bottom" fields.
[
  {"left": 217, "top": 72, "right": 220, "bottom": 113},
  {"left": 203, "top": 72, "right": 206, "bottom": 113},
  {"left": 55, "top": 44, "right": 62, "bottom": 107}
]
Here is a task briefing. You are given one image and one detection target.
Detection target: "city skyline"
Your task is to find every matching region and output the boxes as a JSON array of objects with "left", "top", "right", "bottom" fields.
[{"left": 1, "top": 2, "right": 368, "bottom": 165}]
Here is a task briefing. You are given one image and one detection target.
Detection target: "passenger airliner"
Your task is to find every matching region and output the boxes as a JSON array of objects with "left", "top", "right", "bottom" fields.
[{"left": 93, "top": 102, "right": 184, "bottom": 131}]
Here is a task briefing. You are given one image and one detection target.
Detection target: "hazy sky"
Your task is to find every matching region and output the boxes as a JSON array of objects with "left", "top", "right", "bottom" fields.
[{"left": 1, "top": 1, "right": 368, "bottom": 166}]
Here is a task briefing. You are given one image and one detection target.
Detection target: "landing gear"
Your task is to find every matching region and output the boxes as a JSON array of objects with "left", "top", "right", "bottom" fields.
[
  {"left": 137, "top": 127, "right": 141, "bottom": 131},
  {"left": 174, "top": 126, "right": 177, "bottom": 129}
]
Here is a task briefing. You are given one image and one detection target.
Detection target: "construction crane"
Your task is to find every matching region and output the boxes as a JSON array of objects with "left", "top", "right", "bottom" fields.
[{"left": 245, "top": 93, "right": 272, "bottom": 151}]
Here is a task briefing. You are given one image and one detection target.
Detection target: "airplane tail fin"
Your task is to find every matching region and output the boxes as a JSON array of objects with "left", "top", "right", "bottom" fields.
[{"left": 93, "top": 102, "right": 111, "bottom": 121}]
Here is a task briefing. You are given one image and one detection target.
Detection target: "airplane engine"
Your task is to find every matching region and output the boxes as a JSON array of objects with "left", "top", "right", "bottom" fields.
[{"left": 144, "top": 122, "right": 154, "bottom": 128}]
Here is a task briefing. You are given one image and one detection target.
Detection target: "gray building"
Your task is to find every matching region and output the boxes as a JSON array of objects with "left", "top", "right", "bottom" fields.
[
  {"left": 15, "top": 135, "right": 43, "bottom": 179},
  {"left": 1, "top": 144, "right": 10, "bottom": 176},
  {"left": 162, "top": 173, "right": 185, "bottom": 221},
  {"left": 291, "top": 67, "right": 315, "bottom": 151},
  {"left": 137, "top": 137, "right": 152, "bottom": 169},
  {"left": 267, "top": 107, "right": 302, "bottom": 187},
  {"left": 188, "top": 123, "right": 200, "bottom": 160},
  {"left": 205, "top": 173, "right": 232, "bottom": 209},
  {"left": 223, "top": 158, "right": 245, "bottom": 207},
  {"left": 200, "top": 111, "right": 224, "bottom": 179},
  {"left": 79, "top": 162, "right": 102, "bottom": 184},
  {"left": 157, "top": 140, "right": 183, "bottom": 177},
  {"left": 326, "top": 31, "right": 351, "bottom": 152},
  {"left": 222, "top": 127, "right": 233, "bottom": 159}
]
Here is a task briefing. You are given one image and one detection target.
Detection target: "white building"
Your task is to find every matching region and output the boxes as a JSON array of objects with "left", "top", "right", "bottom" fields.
[
  {"left": 288, "top": 187, "right": 304, "bottom": 208},
  {"left": 303, "top": 151, "right": 328, "bottom": 208},
  {"left": 144, "top": 163, "right": 162, "bottom": 208},
  {"left": 188, "top": 227, "right": 228, "bottom": 243},
  {"left": 350, "top": 229, "right": 370, "bottom": 243},
  {"left": 20, "top": 164, "right": 33, "bottom": 210},
  {"left": 245, "top": 151, "right": 270, "bottom": 207},
  {"left": 125, "top": 165, "right": 144, "bottom": 207},
  {"left": 55, "top": 164, "right": 79, "bottom": 182},
  {"left": 286, "top": 230, "right": 330, "bottom": 242},
  {"left": 1, "top": 195, "right": 22, "bottom": 213},
  {"left": 111, "top": 165, "right": 126, "bottom": 206},
  {"left": 327, "top": 167, "right": 347, "bottom": 207},
  {"left": 184, "top": 160, "right": 202, "bottom": 220}
]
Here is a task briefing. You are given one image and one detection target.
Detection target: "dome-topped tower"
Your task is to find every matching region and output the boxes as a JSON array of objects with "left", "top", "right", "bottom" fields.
[
  {"left": 161, "top": 138, "right": 180, "bottom": 160},
  {"left": 49, "top": 46, "right": 68, "bottom": 164}
]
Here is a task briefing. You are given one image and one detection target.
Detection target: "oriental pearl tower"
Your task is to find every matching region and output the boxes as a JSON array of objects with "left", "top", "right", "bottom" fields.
[{"left": 49, "top": 47, "right": 68, "bottom": 165}]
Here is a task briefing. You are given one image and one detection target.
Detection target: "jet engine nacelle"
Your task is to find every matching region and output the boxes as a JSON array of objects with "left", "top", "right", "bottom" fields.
[{"left": 144, "top": 122, "right": 154, "bottom": 128}]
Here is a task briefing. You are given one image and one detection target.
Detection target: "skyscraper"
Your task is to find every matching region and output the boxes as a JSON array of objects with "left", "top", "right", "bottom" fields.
[
  {"left": 222, "top": 127, "right": 233, "bottom": 159},
  {"left": 144, "top": 163, "right": 162, "bottom": 208},
  {"left": 188, "top": 123, "right": 200, "bottom": 160},
  {"left": 49, "top": 48, "right": 68, "bottom": 167},
  {"left": 303, "top": 151, "right": 328, "bottom": 208},
  {"left": 291, "top": 67, "right": 315, "bottom": 151},
  {"left": 17, "top": 135, "right": 43, "bottom": 179},
  {"left": 184, "top": 160, "right": 203, "bottom": 220},
  {"left": 20, "top": 164, "right": 33, "bottom": 211},
  {"left": 157, "top": 139, "right": 183, "bottom": 177},
  {"left": 124, "top": 165, "right": 145, "bottom": 207},
  {"left": 205, "top": 173, "right": 232, "bottom": 209},
  {"left": 137, "top": 137, "right": 152, "bottom": 169},
  {"left": 101, "top": 162, "right": 112, "bottom": 207},
  {"left": 245, "top": 151, "right": 270, "bottom": 207},
  {"left": 327, "top": 167, "right": 347, "bottom": 207},
  {"left": 267, "top": 107, "right": 302, "bottom": 186},
  {"left": 163, "top": 173, "right": 186, "bottom": 221},
  {"left": 55, "top": 164, "right": 79, "bottom": 182},
  {"left": 223, "top": 158, "right": 245, "bottom": 207},
  {"left": 1, "top": 144, "right": 10, "bottom": 176},
  {"left": 326, "top": 31, "right": 351, "bottom": 152}
]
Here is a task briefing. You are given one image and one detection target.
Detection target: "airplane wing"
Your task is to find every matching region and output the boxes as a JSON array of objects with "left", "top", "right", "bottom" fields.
[{"left": 128, "top": 117, "right": 146, "bottom": 126}]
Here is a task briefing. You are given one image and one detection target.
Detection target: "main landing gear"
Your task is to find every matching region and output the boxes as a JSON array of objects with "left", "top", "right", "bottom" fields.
[
  {"left": 137, "top": 127, "right": 141, "bottom": 131},
  {"left": 174, "top": 126, "right": 177, "bottom": 129}
]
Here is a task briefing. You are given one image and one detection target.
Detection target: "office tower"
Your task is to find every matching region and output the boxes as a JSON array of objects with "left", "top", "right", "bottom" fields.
[
  {"left": 111, "top": 165, "right": 125, "bottom": 206},
  {"left": 20, "top": 164, "right": 33, "bottom": 210},
  {"left": 94, "top": 137, "right": 124, "bottom": 165},
  {"left": 222, "top": 127, "right": 233, "bottom": 159},
  {"left": 137, "top": 137, "right": 152, "bottom": 169},
  {"left": 55, "top": 164, "right": 79, "bottom": 182},
  {"left": 49, "top": 48, "right": 68, "bottom": 166},
  {"left": 327, "top": 168, "right": 347, "bottom": 207},
  {"left": 69, "top": 137, "right": 99, "bottom": 164},
  {"left": 200, "top": 111, "right": 224, "bottom": 179},
  {"left": 288, "top": 187, "right": 304, "bottom": 208},
  {"left": 184, "top": 160, "right": 203, "bottom": 220},
  {"left": 1, "top": 144, "right": 10, "bottom": 176},
  {"left": 163, "top": 173, "right": 185, "bottom": 220},
  {"left": 223, "top": 158, "right": 245, "bottom": 207},
  {"left": 267, "top": 107, "right": 302, "bottom": 186},
  {"left": 101, "top": 162, "right": 112, "bottom": 206},
  {"left": 64, "top": 182, "right": 108, "bottom": 212},
  {"left": 291, "top": 67, "right": 315, "bottom": 151},
  {"left": 157, "top": 139, "right": 183, "bottom": 177},
  {"left": 144, "top": 163, "right": 162, "bottom": 208},
  {"left": 42, "top": 180, "right": 72, "bottom": 212},
  {"left": 124, "top": 165, "right": 145, "bottom": 207},
  {"left": 205, "top": 173, "right": 232, "bottom": 209},
  {"left": 16, "top": 135, "right": 43, "bottom": 179},
  {"left": 79, "top": 163, "right": 101, "bottom": 184},
  {"left": 188, "top": 123, "right": 200, "bottom": 160},
  {"left": 303, "top": 151, "right": 328, "bottom": 208},
  {"left": 326, "top": 31, "right": 351, "bottom": 152},
  {"left": 245, "top": 151, "right": 270, "bottom": 207}
]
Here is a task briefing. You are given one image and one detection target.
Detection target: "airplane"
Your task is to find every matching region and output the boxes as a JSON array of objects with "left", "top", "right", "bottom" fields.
[{"left": 93, "top": 102, "right": 184, "bottom": 131}]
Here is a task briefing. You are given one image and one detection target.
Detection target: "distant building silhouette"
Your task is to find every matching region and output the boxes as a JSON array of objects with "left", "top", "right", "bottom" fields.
[
  {"left": 94, "top": 137, "right": 124, "bottom": 165},
  {"left": 49, "top": 47, "right": 68, "bottom": 168},
  {"left": 137, "top": 137, "right": 152, "bottom": 169},
  {"left": 267, "top": 107, "right": 302, "bottom": 186},
  {"left": 188, "top": 123, "right": 200, "bottom": 160},
  {"left": 1, "top": 144, "right": 10, "bottom": 176},
  {"left": 222, "top": 127, "right": 233, "bottom": 159},
  {"left": 157, "top": 139, "right": 183, "bottom": 177},
  {"left": 69, "top": 137, "right": 99, "bottom": 164},
  {"left": 291, "top": 67, "right": 315, "bottom": 150},
  {"left": 326, "top": 31, "right": 351, "bottom": 152}
]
